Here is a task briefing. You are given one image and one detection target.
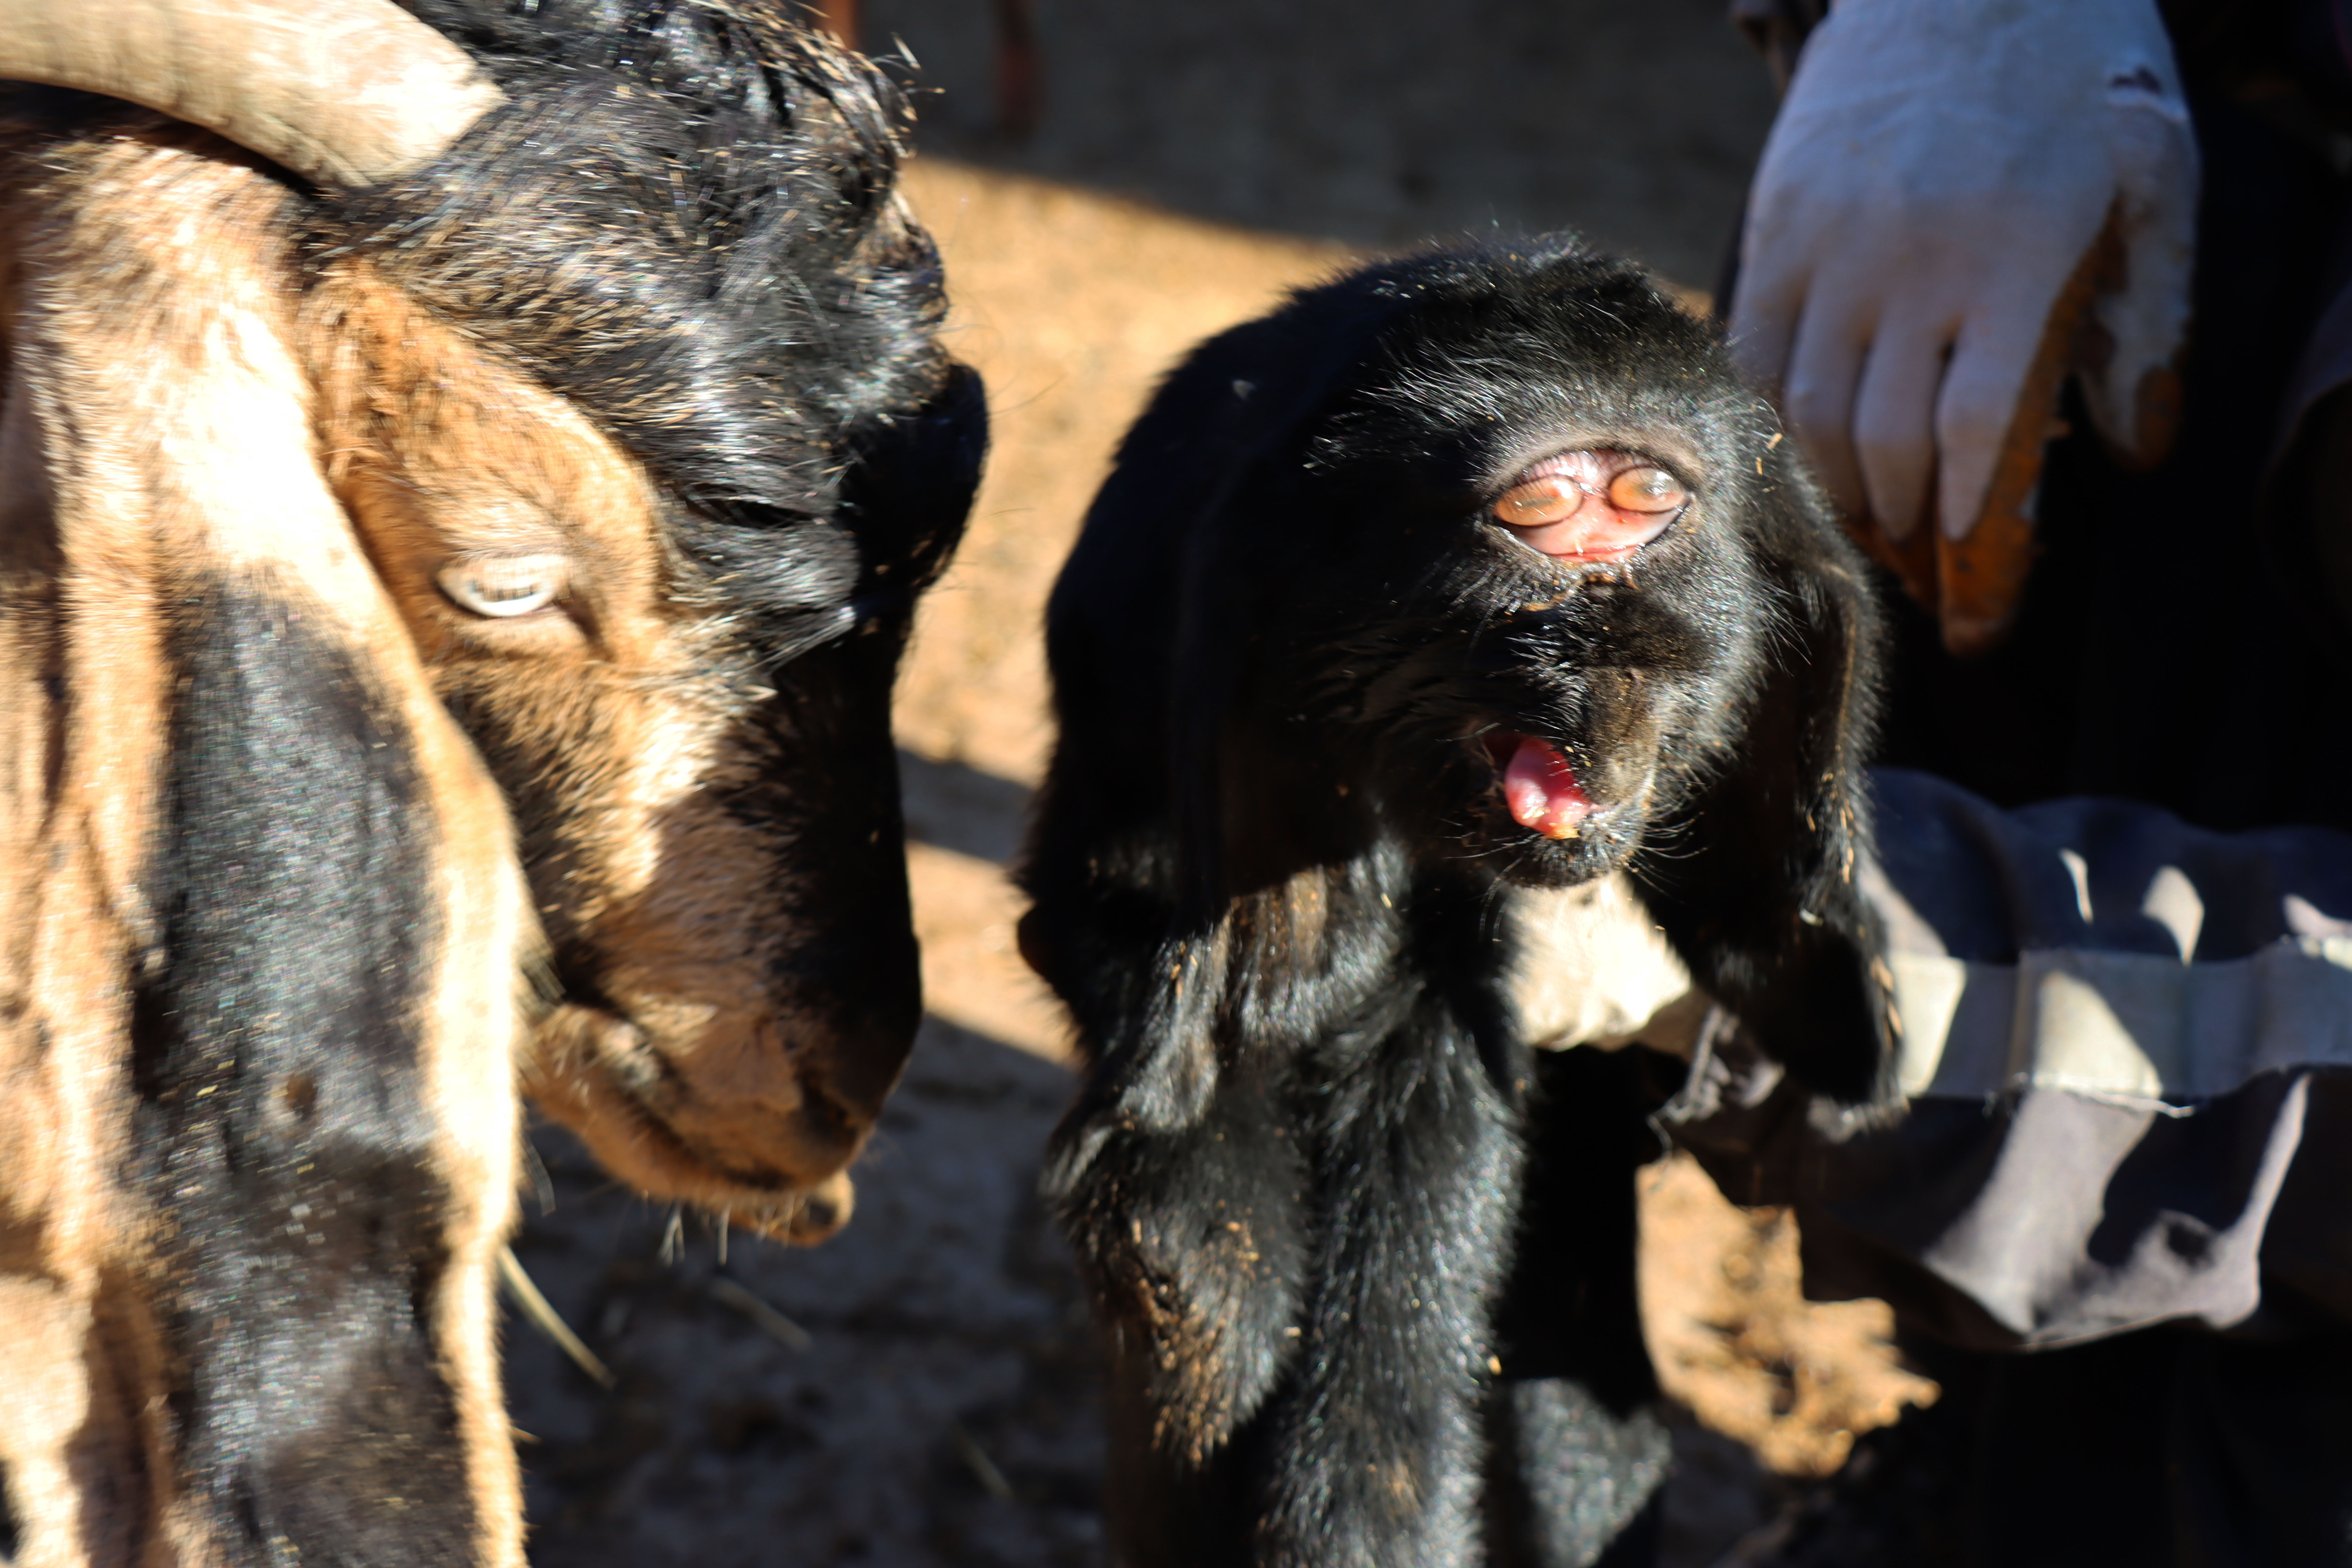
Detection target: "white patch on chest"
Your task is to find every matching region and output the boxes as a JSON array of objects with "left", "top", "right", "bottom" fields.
[{"left": 1507, "top": 873, "right": 1708, "bottom": 1056}]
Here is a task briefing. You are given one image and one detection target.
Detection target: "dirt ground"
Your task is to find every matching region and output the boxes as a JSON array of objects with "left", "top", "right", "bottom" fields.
[{"left": 507, "top": 11, "right": 1935, "bottom": 1566}]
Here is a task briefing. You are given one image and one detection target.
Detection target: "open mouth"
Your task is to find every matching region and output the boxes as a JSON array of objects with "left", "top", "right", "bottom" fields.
[{"left": 1481, "top": 732, "right": 1593, "bottom": 839}]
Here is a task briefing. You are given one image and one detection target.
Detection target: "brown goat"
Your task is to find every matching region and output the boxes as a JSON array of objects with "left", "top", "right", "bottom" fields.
[{"left": 0, "top": 2, "right": 980, "bottom": 1561}]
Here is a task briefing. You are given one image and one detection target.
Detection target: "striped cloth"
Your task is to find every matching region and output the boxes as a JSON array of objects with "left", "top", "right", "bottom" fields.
[{"left": 1664, "top": 768, "right": 2352, "bottom": 1349}]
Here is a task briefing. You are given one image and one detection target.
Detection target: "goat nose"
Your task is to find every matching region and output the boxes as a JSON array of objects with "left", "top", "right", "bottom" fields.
[{"left": 787, "top": 1172, "right": 854, "bottom": 1242}]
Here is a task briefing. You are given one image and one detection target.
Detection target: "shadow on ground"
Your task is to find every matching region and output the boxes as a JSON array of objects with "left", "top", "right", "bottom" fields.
[
  {"left": 863, "top": 0, "right": 1773, "bottom": 289},
  {"left": 504, "top": 14, "right": 1920, "bottom": 1564},
  {"left": 507, "top": 745, "right": 1810, "bottom": 1568},
  {"left": 504, "top": 1019, "right": 1796, "bottom": 1568},
  {"left": 509, "top": 1017, "right": 1102, "bottom": 1568}
]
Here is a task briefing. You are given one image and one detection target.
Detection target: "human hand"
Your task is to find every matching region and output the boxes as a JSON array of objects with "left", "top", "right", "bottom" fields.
[{"left": 1728, "top": 0, "right": 2197, "bottom": 653}]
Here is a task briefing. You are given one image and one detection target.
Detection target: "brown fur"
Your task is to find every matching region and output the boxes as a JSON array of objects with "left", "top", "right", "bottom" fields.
[
  {"left": 0, "top": 78, "right": 940, "bottom": 1556},
  {"left": 0, "top": 124, "right": 532, "bottom": 1566},
  {"left": 304, "top": 267, "right": 877, "bottom": 1240}
]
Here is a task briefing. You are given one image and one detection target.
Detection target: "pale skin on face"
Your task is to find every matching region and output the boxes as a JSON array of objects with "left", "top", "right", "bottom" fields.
[
  {"left": 1491, "top": 448, "right": 1688, "bottom": 562},
  {"left": 1478, "top": 448, "right": 1691, "bottom": 839}
]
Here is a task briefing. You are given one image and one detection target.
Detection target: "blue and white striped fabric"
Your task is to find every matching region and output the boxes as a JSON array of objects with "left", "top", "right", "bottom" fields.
[{"left": 1665, "top": 769, "right": 2352, "bottom": 1349}]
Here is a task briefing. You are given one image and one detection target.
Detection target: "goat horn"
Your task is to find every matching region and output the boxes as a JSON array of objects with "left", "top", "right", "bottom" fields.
[{"left": 0, "top": 0, "right": 503, "bottom": 187}]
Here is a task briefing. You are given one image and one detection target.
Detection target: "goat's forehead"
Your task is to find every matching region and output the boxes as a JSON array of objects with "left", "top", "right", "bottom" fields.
[
  {"left": 317, "top": 279, "right": 673, "bottom": 549},
  {"left": 1381, "top": 294, "right": 1729, "bottom": 392},
  {"left": 1476, "top": 414, "right": 1717, "bottom": 488},
  {"left": 1333, "top": 373, "right": 1744, "bottom": 494}
]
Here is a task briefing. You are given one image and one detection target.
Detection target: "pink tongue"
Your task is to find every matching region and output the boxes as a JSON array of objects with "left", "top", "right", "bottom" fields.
[{"left": 1503, "top": 736, "right": 1592, "bottom": 838}]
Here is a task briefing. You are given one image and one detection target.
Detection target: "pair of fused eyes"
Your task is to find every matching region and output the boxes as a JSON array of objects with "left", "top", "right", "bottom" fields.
[
  {"left": 1491, "top": 458, "right": 1688, "bottom": 563},
  {"left": 438, "top": 553, "right": 566, "bottom": 619}
]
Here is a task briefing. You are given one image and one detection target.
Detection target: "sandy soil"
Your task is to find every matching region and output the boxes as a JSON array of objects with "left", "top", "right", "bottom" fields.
[{"left": 508, "top": 13, "right": 1937, "bottom": 1564}]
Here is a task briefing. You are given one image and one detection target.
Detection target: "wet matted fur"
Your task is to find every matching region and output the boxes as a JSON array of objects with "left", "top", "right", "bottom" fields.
[
  {"left": 0, "top": 4, "right": 980, "bottom": 1563},
  {"left": 1022, "top": 243, "right": 1891, "bottom": 1568}
]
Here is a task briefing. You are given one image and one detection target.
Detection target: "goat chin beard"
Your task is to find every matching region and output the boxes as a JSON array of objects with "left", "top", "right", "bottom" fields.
[{"left": 523, "top": 1002, "right": 860, "bottom": 1245}]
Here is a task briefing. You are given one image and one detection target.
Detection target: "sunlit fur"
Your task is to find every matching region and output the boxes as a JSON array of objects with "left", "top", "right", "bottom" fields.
[
  {"left": 0, "top": 4, "right": 979, "bottom": 1563},
  {"left": 1022, "top": 243, "right": 1890, "bottom": 1568}
]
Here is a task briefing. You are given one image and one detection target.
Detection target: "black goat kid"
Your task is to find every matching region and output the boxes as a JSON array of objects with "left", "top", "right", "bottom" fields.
[{"left": 1021, "top": 243, "right": 1894, "bottom": 1568}]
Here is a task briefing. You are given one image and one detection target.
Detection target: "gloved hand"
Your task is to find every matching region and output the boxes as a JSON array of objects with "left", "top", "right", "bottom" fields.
[{"left": 1728, "top": 0, "right": 2198, "bottom": 654}]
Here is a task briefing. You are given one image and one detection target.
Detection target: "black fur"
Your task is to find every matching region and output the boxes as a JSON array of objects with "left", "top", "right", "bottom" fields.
[
  {"left": 1483, "top": 1048, "right": 1681, "bottom": 1568},
  {"left": 333, "top": 2, "right": 980, "bottom": 1118},
  {"left": 132, "top": 578, "right": 470, "bottom": 1566},
  {"left": 1022, "top": 242, "right": 1889, "bottom": 1566},
  {"left": 335, "top": 0, "right": 962, "bottom": 643},
  {"left": 56, "top": 2, "right": 980, "bottom": 1554}
]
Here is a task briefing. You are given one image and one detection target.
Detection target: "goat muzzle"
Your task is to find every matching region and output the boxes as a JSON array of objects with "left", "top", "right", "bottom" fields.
[{"left": 524, "top": 1002, "right": 901, "bottom": 1245}]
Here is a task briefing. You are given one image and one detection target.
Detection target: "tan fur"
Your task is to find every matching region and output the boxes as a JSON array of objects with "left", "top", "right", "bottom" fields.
[
  {"left": 0, "top": 126, "right": 530, "bottom": 1567},
  {"left": 4, "top": 94, "right": 913, "bottom": 1554},
  {"left": 0, "top": 126, "right": 196, "bottom": 1568},
  {"left": 309, "top": 272, "right": 886, "bottom": 1240}
]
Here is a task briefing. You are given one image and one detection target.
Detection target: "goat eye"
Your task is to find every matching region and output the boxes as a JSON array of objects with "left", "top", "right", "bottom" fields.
[
  {"left": 1607, "top": 466, "right": 1687, "bottom": 513},
  {"left": 1494, "top": 480, "right": 1586, "bottom": 528},
  {"left": 436, "top": 554, "right": 567, "bottom": 618}
]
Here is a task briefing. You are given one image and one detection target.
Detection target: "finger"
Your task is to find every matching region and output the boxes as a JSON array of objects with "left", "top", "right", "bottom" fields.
[
  {"left": 1724, "top": 218, "right": 1806, "bottom": 395},
  {"left": 1780, "top": 284, "right": 1874, "bottom": 522},
  {"left": 1851, "top": 322, "right": 1951, "bottom": 542},
  {"left": 1934, "top": 306, "right": 2044, "bottom": 541}
]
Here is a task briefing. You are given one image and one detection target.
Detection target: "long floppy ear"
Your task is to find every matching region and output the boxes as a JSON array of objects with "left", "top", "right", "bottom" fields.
[
  {"left": 1025, "top": 283, "right": 1409, "bottom": 1488},
  {"left": 1634, "top": 440, "right": 1895, "bottom": 1106},
  {"left": 0, "top": 141, "right": 533, "bottom": 1564},
  {"left": 1029, "top": 286, "right": 1394, "bottom": 1170},
  {"left": 1025, "top": 278, "right": 1407, "bottom": 1095}
]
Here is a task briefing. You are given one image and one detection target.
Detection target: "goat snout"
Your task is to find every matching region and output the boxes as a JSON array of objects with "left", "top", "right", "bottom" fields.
[{"left": 525, "top": 1002, "right": 898, "bottom": 1243}]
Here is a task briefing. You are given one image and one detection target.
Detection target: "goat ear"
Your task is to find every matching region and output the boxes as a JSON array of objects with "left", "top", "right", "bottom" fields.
[
  {"left": 1635, "top": 449, "right": 1895, "bottom": 1106},
  {"left": 1029, "top": 371, "right": 1347, "bottom": 1463},
  {"left": 1028, "top": 330, "right": 1315, "bottom": 1122},
  {"left": 1155, "top": 335, "right": 1408, "bottom": 927},
  {"left": 1034, "top": 294, "right": 1394, "bottom": 977},
  {"left": 1030, "top": 306, "right": 1400, "bottom": 1456}
]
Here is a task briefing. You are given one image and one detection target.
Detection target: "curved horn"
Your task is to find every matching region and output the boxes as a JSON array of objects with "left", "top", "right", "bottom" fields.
[{"left": 0, "top": 0, "right": 503, "bottom": 187}]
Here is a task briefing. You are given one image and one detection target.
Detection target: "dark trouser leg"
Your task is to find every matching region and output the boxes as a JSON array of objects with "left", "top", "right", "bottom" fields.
[
  {"left": 1764, "top": 1322, "right": 2352, "bottom": 1568},
  {"left": 2268, "top": 378, "right": 2352, "bottom": 698}
]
